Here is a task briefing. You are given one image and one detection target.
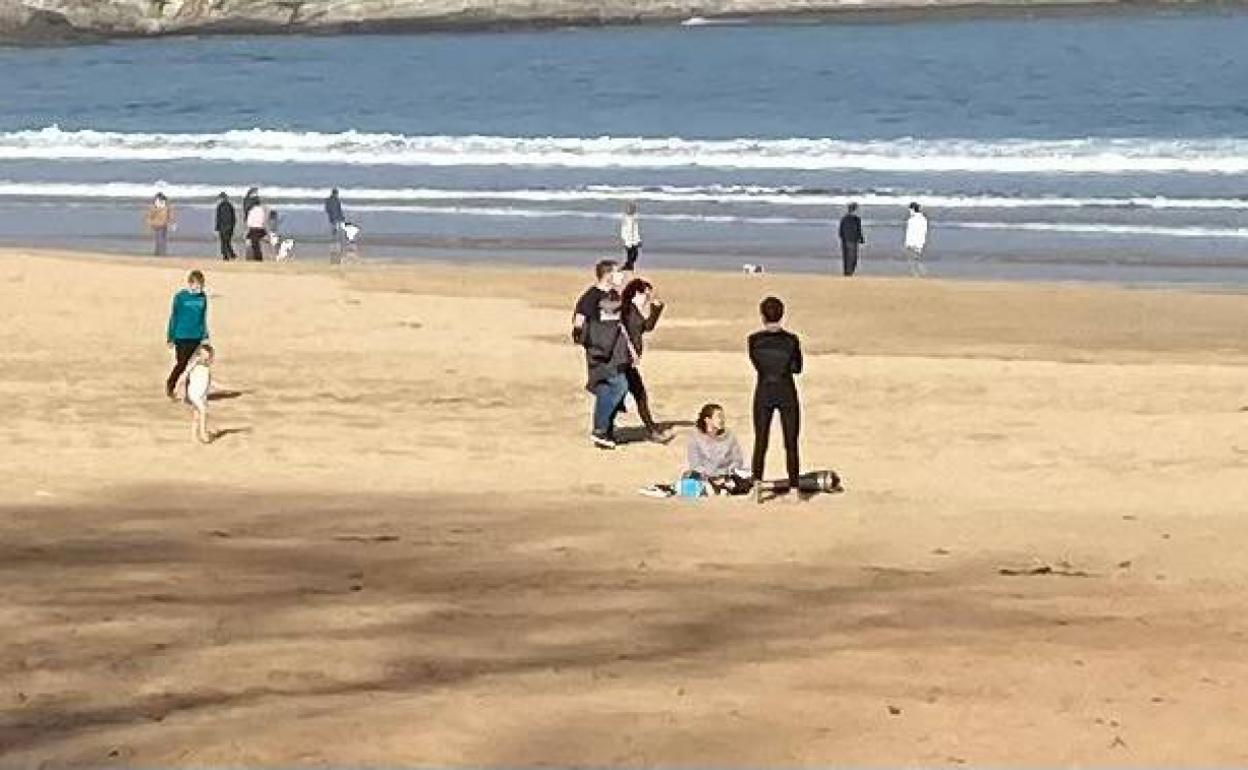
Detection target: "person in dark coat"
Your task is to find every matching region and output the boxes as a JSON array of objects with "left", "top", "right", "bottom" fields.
[
  {"left": 838, "top": 202, "right": 865, "bottom": 276},
  {"left": 214, "top": 192, "right": 237, "bottom": 261}
]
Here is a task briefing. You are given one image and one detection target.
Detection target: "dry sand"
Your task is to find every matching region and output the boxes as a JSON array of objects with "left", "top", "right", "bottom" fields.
[{"left": 1, "top": 248, "right": 1246, "bottom": 766}]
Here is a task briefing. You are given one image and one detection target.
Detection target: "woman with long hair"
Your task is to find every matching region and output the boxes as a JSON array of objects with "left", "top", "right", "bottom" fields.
[{"left": 618, "top": 276, "right": 672, "bottom": 443}]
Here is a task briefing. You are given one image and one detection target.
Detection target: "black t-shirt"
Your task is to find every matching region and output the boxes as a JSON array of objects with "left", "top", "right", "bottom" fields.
[
  {"left": 574, "top": 286, "right": 622, "bottom": 347},
  {"left": 575, "top": 286, "right": 622, "bottom": 324}
]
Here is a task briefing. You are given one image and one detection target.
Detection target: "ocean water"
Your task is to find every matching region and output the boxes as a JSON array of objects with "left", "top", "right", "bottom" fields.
[{"left": 2, "top": 10, "right": 1248, "bottom": 281}]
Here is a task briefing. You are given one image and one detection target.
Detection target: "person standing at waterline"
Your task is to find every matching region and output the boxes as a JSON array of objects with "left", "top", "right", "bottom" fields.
[
  {"left": 244, "top": 195, "right": 268, "bottom": 261},
  {"left": 904, "top": 202, "right": 929, "bottom": 277},
  {"left": 325, "top": 188, "right": 347, "bottom": 259},
  {"left": 214, "top": 192, "right": 237, "bottom": 261},
  {"left": 166, "top": 270, "right": 209, "bottom": 399},
  {"left": 146, "top": 193, "right": 174, "bottom": 256},
  {"left": 838, "top": 202, "right": 865, "bottom": 276},
  {"left": 620, "top": 201, "right": 642, "bottom": 271}
]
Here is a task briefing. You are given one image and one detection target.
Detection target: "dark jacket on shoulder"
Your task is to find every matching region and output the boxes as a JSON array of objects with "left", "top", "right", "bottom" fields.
[{"left": 215, "top": 200, "right": 236, "bottom": 235}]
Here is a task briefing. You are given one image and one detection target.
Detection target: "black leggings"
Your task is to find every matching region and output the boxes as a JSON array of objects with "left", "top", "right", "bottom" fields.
[
  {"left": 166, "top": 339, "right": 201, "bottom": 396},
  {"left": 614, "top": 366, "right": 659, "bottom": 432},
  {"left": 752, "top": 384, "right": 800, "bottom": 488}
]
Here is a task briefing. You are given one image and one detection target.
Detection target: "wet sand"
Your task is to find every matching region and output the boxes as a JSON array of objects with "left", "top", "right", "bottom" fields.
[{"left": 2, "top": 248, "right": 1247, "bottom": 766}]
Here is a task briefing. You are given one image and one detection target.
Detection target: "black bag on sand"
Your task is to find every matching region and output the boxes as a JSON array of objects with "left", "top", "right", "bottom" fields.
[{"left": 797, "top": 470, "right": 843, "bottom": 494}]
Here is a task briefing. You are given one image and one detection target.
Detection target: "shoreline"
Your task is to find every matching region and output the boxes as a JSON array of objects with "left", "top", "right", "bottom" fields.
[
  {"left": 2, "top": 0, "right": 1244, "bottom": 46},
  {"left": 6, "top": 240, "right": 1248, "bottom": 294}
]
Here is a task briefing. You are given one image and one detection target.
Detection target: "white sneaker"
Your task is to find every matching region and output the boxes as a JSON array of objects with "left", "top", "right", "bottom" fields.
[{"left": 591, "top": 434, "right": 617, "bottom": 450}]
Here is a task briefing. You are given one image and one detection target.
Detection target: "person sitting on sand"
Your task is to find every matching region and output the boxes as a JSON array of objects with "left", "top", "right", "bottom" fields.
[
  {"left": 174, "top": 343, "right": 215, "bottom": 444},
  {"left": 616, "top": 277, "right": 673, "bottom": 443},
  {"left": 639, "top": 403, "right": 752, "bottom": 497},
  {"left": 687, "top": 403, "right": 753, "bottom": 494}
]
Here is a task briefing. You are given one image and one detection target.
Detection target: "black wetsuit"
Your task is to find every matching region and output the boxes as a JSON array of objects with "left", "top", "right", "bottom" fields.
[{"left": 748, "top": 327, "right": 803, "bottom": 488}]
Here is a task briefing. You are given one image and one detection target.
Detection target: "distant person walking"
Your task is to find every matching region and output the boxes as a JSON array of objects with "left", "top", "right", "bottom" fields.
[
  {"left": 325, "top": 188, "right": 347, "bottom": 259},
  {"left": 244, "top": 195, "right": 267, "bottom": 261},
  {"left": 749, "top": 296, "right": 803, "bottom": 496},
  {"left": 146, "top": 193, "right": 174, "bottom": 256},
  {"left": 214, "top": 192, "right": 237, "bottom": 261},
  {"left": 165, "top": 270, "right": 209, "bottom": 399},
  {"left": 838, "top": 202, "right": 865, "bottom": 276},
  {"left": 904, "top": 202, "right": 929, "bottom": 277},
  {"left": 620, "top": 201, "right": 642, "bottom": 271}
]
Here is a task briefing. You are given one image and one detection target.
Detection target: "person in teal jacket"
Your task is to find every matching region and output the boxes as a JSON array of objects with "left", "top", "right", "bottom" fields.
[{"left": 165, "top": 270, "right": 210, "bottom": 398}]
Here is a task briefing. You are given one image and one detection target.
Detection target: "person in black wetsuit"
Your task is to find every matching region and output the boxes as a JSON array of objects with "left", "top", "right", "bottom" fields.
[{"left": 748, "top": 295, "right": 803, "bottom": 495}]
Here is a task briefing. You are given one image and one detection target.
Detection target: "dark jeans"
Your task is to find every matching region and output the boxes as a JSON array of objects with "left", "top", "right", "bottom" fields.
[
  {"left": 218, "top": 231, "right": 236, "bottom": 261},
  {"left": 153, "top": 226, "right": 168, "bottom": 257},
  {"left": 166, "top": 339, "right": 201, "bottom": 396},
  {"left": 752, "top": 382, "right": 800, "bottom": 488},
  {"left": 841, "top": 240, "right": 859, "bottom": 276},
  {"left": 623, "top": 244, "right": 640, "bottom": 271},
  {"left": 246, "top": 227, "right": 266, "bottom": 261}
]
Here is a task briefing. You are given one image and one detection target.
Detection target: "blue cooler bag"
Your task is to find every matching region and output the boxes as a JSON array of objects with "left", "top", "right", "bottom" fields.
[{"left": 677, "top": 476, "right": 705, "bottom": 498}]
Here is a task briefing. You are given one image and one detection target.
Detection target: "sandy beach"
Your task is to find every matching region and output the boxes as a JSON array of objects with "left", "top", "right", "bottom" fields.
[{"left": 2, "top": 247, "right": 1247, "bottom": 766}]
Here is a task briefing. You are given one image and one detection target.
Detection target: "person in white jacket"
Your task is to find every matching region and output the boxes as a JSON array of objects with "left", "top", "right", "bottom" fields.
[
  {"left": 244, "top": 197, "right": 268, "bottom": 261},
  {"left": 903, "top": 202, "right": 929, "bottom": 277},
  {"left": 620, "top": 201, "right": 642, "bottom": 271}
]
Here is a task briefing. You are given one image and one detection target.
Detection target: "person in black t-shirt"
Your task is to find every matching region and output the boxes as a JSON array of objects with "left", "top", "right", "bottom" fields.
[
  {"left": 748, "top": 296, "right": 803, "bottom": 495},
  {"left": 572, "top": 259, "right": 630, "bottom": 449}
]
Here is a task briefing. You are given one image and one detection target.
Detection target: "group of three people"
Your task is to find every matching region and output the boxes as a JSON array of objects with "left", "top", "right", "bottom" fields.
[{"left": 572, "top": 259, "right": 805, "bottom": 497}]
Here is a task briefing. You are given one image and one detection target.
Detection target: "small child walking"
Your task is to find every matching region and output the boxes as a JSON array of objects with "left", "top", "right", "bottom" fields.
[{"left": 176, "top": 343, "right": 215, "bottom": 443}]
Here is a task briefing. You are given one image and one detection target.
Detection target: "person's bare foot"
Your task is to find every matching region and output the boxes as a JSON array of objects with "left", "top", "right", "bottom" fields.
[{"left": 648, "top": 429, "right": 675, "bottom": 444}]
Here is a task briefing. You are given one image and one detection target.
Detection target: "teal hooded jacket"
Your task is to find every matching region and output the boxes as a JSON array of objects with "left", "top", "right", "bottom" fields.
[{"left": 167, "top": 288, "right": 208, "bottom": 343}]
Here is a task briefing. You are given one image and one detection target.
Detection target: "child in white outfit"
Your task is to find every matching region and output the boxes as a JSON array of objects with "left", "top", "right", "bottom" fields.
[{"left": 177, "top": 343, "right": 214, "bottom": 443}]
